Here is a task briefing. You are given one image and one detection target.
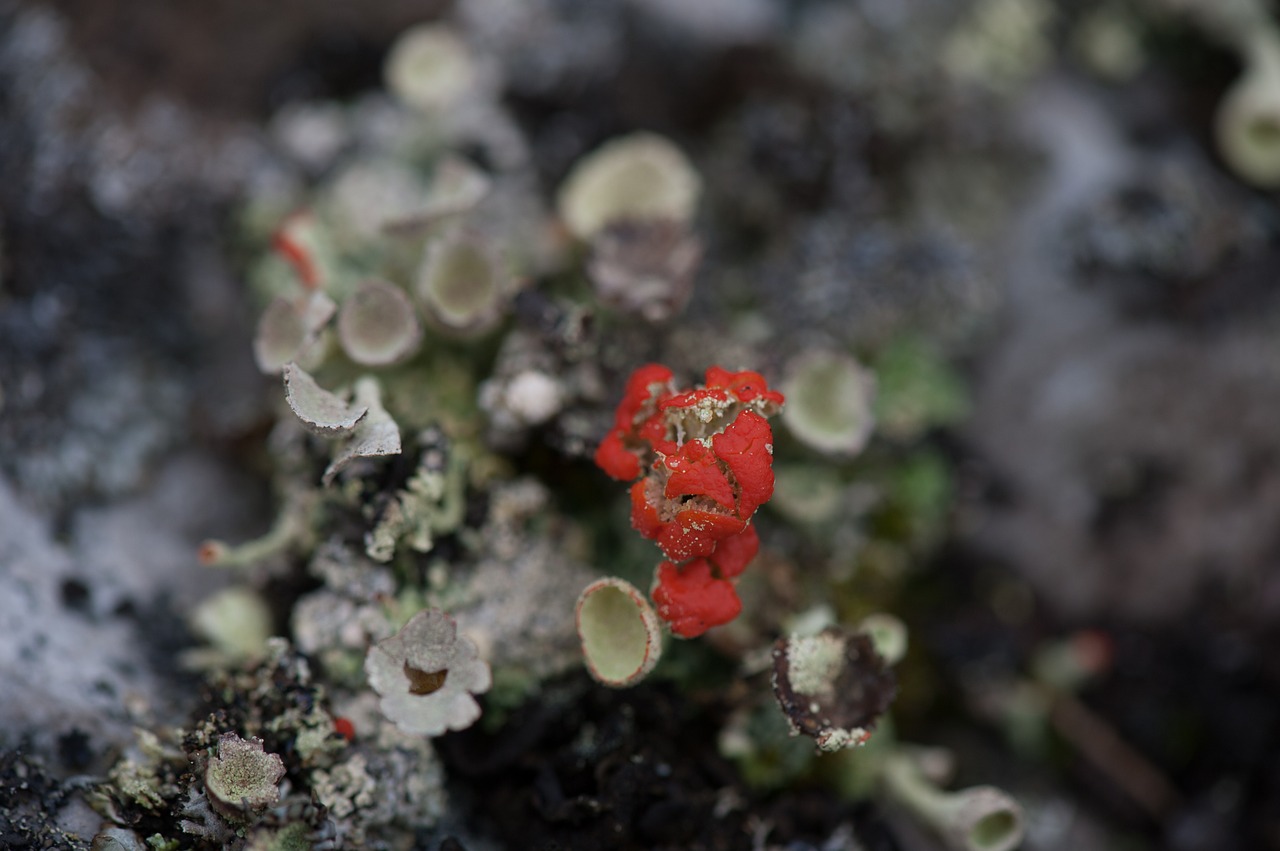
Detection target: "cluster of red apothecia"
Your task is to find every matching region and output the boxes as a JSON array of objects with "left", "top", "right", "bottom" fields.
[{"left": 595, "top": 365, "right": 784, "bottom": 637}]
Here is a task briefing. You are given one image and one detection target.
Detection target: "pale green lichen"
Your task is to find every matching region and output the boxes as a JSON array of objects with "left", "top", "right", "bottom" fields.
[
  {"left": 576, "top": 577, "right": 663, "bottom": 688},
  {"left": 881, "top": 751, "right": 1025, "bottom": 851},
  {"left": 184, "top": 585, "right": 274, "bottom": 668},
  {"left": 311, "top": 753, "right": 378, "bottom": 821},
  {"left": 785, "top": 630, "right": 846, "bottom": 699},
  {"left": 556, "top": 133, "right": 701, "bottom": 240},
  {"left": 384, "top": 24, "right": 479, "bottom": 113},
  {"left": 364, "top": 432, "right": 468, "bottom": 562},
  {"left": 336, "top": 279, "right": 423, "bottom": 367},
  {"left": 415, "top": 234, "right": 510, "bottom": 334},
  {"left": 872, "top": 337, "right": 969, "bottom": 442},
  {"left": 781, "top": 349, "right": 876, "bottom": 456},
  {"left": 254, "top": 291, "right": 336, "bottom": 375},
  {"left": 942, "top": 0, "right": 1055, "bottom": 94}
]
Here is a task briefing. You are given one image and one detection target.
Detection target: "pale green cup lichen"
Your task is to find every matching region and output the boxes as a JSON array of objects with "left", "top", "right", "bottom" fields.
[
  {"left": 337, "top": 279, "right": 423, "bottom": 366},
  {"left": 881, "top": 752, "right": 1025, "bottom": 851},
  {"left": 1216, "top": 30, "right": 1280, "bottom": 187},
  {"left": 384, "top": 23, "right": 477, "bottom": 113},
  {"left": 780, "top": 349, "right": 876, "bottom": 456},
  {"left": 556, "top": 132, "right": 701, "bottom": 240},
  {"left": 415, "top": 235, "right": 507, "bottom": 334},
  {"left": 576, "top": 577, "right": 663, "bottom": 688}
]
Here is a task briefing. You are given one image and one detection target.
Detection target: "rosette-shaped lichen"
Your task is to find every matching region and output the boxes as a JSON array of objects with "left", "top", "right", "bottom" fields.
[{"left": 365, "top": 609, "right": 492, "bottom": 736}]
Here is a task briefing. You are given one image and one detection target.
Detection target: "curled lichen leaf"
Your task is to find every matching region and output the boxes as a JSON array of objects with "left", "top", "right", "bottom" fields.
[
  {"left": 365, "top": 608, "right": 492, "bottom": 736},
  {"left": 337, "top": 279, "right": 423, "bottom": 366},
  {"left": 282, "top": 362, "right": 367, "bottom": 436},
  {"left": 576, "top": 577, "right": 663, "bottom": 687},
  {"left": 203, "top": 733, "right": 286, "bottom": 820},
  {"left": 323, "top": 377, "right": 403, "bottom": 485},
  {"left": 772, "top": 627, "right": 897, "bottom": 752}
]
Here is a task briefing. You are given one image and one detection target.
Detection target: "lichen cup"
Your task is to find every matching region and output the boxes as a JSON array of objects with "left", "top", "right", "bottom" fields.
[{"left": 576, "top": 577, "right": 664, "bottom": 688}]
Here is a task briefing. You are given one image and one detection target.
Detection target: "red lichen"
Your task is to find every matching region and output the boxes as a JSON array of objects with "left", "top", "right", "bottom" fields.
[
  {"left": 593, "top": 363, "right": 675, "bottom": 481},
  {"left": 708, "top": 524, "right": 759, "bottom": 579},
  {"left": 656, "top": 507, "right": 746, "bottom": 562},
  {"left": 711, "top": 410, "right": 775, "bottom": 517},
  {"left": 704, "top": 366, "right": 785, "bottom": 406},
  {"left": 597, "top": 364, "right": 783, "bottom": 637},
  {"left": 652, "top": 559, "right": 742, "bottom": 639},
  {"left": 272, "top": 214, "right": 320, "bottom": 290},
  {"left": 333, "top": 716, "right": 356, "bottom": 742},
  {"left": 662, "top": 440, "right": 735, "bottom": 510}
]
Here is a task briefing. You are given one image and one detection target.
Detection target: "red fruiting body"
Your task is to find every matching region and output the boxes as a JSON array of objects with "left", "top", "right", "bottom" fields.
[
  {"left": 704, "top": 366, "right": 785, "bottom": 406},
  {"left": 272, "top": 215, "right": 320, "bottom": 290},
  {"left": 629, "top": 480, "right": 664, "bottom": 540},
  {"left": 333, "top": 716, "right": 356, "bottom": 742},
  {"left": 711, "top": 410, "right": 775, "bottom": 517},
  {"left": 595, "top": 430, "right": 641, "bottom": 481},
  {"left": 652, "top": 559, "right": 742, "bottom": 639},
  {"left": 594, "top": 363, "right": 674, "bottom": 481},
  {"left": 597, "top": 364, "right": 783, "bottom": 637},
  {"left": 708, "top": 524, "right": 759, "bottom": 579},
  {"left": 662, "top": 440, "right": 735, "bottom": 510},
  {"left": 657, "top": 507, "right": 745, "bottom": 562}
]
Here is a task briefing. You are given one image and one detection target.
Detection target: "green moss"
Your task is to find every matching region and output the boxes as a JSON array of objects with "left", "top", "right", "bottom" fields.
[{"left": 873, "top": 336, "right": 969, "bottom": 442}]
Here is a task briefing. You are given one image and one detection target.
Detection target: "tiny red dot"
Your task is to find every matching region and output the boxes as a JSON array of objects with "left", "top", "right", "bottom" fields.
[{"left": 333, "top": 717, "right": 356, "bottom": 742}]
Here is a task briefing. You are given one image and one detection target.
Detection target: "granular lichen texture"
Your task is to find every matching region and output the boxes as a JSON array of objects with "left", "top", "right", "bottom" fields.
[{"left": 203, "top": 733, "right": 286, "bottom": 819}]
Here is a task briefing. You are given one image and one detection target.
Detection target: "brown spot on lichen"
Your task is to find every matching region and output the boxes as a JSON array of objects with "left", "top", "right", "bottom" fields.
[{"left": 404, "top": 662, "right": 448, "bottom": 695}]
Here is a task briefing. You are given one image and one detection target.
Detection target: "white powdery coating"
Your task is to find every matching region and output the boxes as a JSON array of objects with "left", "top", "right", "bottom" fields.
[
  {"left": 502, "top": 370, "right": 564, "bottom": 425},
  {"left": 785, "top": 631, "right": 846, "bottom": 699}
]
